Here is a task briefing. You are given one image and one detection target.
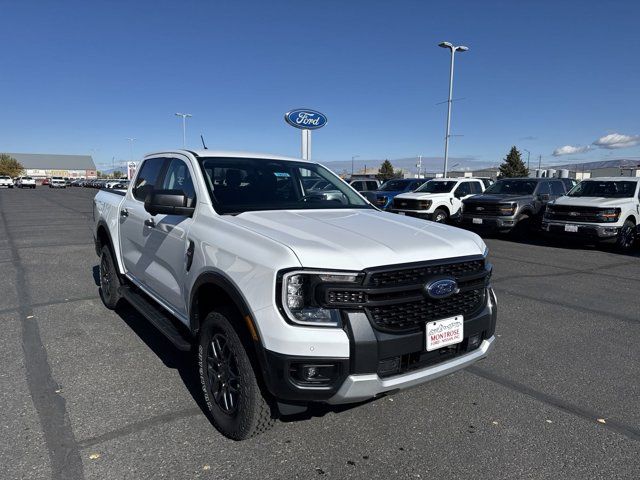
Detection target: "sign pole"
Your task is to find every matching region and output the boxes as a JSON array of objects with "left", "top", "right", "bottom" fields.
[{"left": 301, "top": 129, "right": 311, "bottom": 160}]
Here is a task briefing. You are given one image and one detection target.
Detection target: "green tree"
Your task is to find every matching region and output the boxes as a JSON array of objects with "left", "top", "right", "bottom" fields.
[
  {"left": 376, "top": 159, "right": 401, "bottom": 181},
  {"left": 498, "top": 146, "right": 529, "bottom": 178},
  {"left": 0, "top": 154, "right": 24, "bottom": 177},
  {"left": 112, "top": 170, "right": 123, "bottom": 179}
]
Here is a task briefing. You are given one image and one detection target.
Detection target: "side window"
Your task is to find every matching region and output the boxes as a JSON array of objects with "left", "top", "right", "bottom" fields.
[
  {"left": 550, "top": 181, "right": 565, "bottom": 195},
  {"left": 161, "top": 158, "right": 197, "bottom": 206},
  {"left": 351, "top": 181, "right": 363, "bottom": 191},
  {"left": 366, "top": 181, "right": 378, "bottom": 191},
  {"left": 133, "top": 158, "right": 166, "bottom": 202},
  {"left": 470, "top": 181, "right": 483, "bottom": 194},
  {"left": 455, "top": 182, "right": 471, "bottom": 197}
]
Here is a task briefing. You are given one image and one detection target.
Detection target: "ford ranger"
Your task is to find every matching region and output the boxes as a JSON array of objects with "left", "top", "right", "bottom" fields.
[
  {"left": 542, "top": 177, "right": 639, "bottom": 251},
  {"left": 93, "top": 150, "right": 497, "bottom": 440},
  {"left": 391, "top": 178, "right": 485, "bottom": 222}
]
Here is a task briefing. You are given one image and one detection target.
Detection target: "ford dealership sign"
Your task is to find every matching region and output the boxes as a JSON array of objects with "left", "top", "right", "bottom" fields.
[{"left": 285, "top": 109, "right": 327, "bottom": 130}]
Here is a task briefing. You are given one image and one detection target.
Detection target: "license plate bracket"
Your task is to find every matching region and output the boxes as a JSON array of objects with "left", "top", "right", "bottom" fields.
[{"left": 426, "top": 316, "right": 464, "bottom": 351}]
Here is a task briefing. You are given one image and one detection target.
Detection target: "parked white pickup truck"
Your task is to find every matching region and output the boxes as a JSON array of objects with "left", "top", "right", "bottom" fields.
[
  {"left": 93, "top": 150, "right": 497, "bottom": 439},
  {"left": 0, "top": 175, "right": 13, "bottom": 188},
  {"left": 542, "top": 177, "right": 640, "bottom": 251},
  {"left": 391, "top": 178, "right": 486, "bottom": 223}
]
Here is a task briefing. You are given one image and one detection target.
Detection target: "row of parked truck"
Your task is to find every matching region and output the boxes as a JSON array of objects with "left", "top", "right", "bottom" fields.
[{"left": 363, "top": 175, "right": 638, "bottom": 252}]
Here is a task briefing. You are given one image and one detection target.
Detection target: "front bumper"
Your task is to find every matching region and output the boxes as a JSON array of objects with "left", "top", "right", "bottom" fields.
[
  {"left": 541, "top": 221, "right": 620, "bottom": 239},
  {"left": 460, "top": 215, "right": 517, "bottom": 231},
  {"left": 261, "top": 287, "right": 497, "bottom": 404},
  {"left": 389, "top": 208, "right": 434, "bottom": 219}
]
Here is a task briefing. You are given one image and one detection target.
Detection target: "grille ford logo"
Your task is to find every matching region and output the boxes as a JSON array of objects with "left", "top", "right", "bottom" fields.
[
  {"left": 569, "top": 212, "right": 579, "bottom": 216},
  {"left": 284, "top": 109, "right": 328, "bottom": 130},
  {"left": 424, "top": 278, "right": 459, "bottom": 299},
  {"left": 476, "top": 206, "right": 485, "bottom": 211}
]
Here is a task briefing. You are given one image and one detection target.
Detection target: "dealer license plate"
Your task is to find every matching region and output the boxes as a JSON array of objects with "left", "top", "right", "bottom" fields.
[
  {"left": 565, "top": 224, "right": 578, "bottom": 233},
  {"left": 472, "top": 218, "right": 483, "bottom": 225},
  {"left": 426, "top": 316, "right": 464, "bottom": 351}
]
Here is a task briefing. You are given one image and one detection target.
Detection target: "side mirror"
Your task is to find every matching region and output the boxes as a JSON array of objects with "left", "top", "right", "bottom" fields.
[{"left": 144, "top": 189, "right": 195, "bottom": 217}]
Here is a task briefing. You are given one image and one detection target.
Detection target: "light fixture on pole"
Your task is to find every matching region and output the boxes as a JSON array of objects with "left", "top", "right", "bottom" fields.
[
  {"left": 175, "top": 113, "right": 192, "bottom": 148},
  {"left": 438, "top": 41, "right": 468, "bottom": 178},
  {"left": 351, "top": 155, "right": 360, "bottom": 177}
]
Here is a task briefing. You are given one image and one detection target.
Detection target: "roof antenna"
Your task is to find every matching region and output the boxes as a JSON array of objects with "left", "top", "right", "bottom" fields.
[{"left": 200, "top": 134, "right": 208, "bottom": 149}]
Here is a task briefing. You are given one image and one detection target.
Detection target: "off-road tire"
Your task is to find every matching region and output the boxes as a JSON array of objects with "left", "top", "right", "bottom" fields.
[
  {"left": 616, "top": 219, "right": 636, "bottom": 252},
  {"left": 99, "top": 245, "right": 122, "bottom": 309},
  {"left": 198, "top": 311, "right": 274, "bottom": 440}
]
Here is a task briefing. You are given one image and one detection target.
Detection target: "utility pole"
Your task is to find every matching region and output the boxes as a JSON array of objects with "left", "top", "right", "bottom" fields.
[
  {"left": 438, "top": 41, "right": 469, "bottom": 178},
  {"left": 417, "top": 155, "right": 422, "bottom": 178},
  {"left": 175, "top": 113, "right": 192, "bottom": 148},
  {"left": 524, "top": 149, "right": 531, "bottom": 172},
  {"left": 126, "top": 138, "right": 136, "bottom": 164},
  {"left": 538, "top": 155, "right": 542, "bottom": 171},
  {"left": 351, "top": 155, "right": 360, "bottom": 177}
]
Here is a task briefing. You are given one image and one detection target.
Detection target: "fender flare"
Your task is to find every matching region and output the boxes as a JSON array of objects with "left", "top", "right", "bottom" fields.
[{"left": 189, "top": 270, "right": 254, "bottom": 335}]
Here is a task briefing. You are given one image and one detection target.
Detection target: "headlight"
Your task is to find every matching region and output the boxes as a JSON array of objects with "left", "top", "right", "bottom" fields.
[
  {"left": 599, "top": 208, "right": 621, "bottom": 222},
  {"left": 498, "top": 204, "right": 516, "bottom": 215},
  {"left": 280, "top": 270, "right": 360, "bottom": 327}
]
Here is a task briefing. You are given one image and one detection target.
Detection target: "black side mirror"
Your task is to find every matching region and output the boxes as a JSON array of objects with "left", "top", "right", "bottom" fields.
[{"left": 144, "top": 189, "right": 195, "bottom": 217}]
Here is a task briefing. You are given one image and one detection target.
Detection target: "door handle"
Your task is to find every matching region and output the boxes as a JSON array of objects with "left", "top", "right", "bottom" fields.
[
  {"left": 144, "top": 218, "right": 156, "bottom": 228},
  {"left": 120, "top": 208, "right": 129, "bottom": 217}
]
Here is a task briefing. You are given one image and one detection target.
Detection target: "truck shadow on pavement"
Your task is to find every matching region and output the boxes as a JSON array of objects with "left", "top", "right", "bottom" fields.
[{"left": 91, "top": 265, "right": 368, "bottom": 429}]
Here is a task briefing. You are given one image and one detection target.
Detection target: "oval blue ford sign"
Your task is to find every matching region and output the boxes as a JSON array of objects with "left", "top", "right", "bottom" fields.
[
  {"left": 424, "top": 278, "right": 459, "bottom": 299},
  {"left": 284, "top": 109, "right": 328, "bottom": 130}
]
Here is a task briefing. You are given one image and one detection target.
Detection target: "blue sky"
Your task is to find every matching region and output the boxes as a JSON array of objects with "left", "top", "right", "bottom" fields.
[{"left": 1, "top": 0, "right": 639, "bottom": 171}]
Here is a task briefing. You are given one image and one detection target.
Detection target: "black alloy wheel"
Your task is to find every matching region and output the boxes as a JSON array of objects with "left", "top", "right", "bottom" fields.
[
  {"left": 206, "top": 333, "right": 241, "bottom": 414},
  {"left": 616, "top": 220, "right": 636, "bottom": 251}
]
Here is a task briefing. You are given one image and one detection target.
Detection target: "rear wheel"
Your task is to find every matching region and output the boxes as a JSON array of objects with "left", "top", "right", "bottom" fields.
[
  {"left": 616, "top": 219, "right": 636, "bottom": 252},
  {"left": 99, "top": 245, "right": 122, "bottom": 309},
  {"left": 432, "top": 208, "right": 449, "bottom": 223},
  {"left": 198, "top": 311, "right": 274, "bottom": 440}
]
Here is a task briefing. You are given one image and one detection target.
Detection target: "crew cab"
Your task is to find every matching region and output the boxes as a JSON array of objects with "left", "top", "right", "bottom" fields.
[
  {"left": 461, "top": 177, "right": 567, "bottom": 235},
  {"left": 0, "top": 175, "right": 13, "bottom": 188},
  {"left": 391, "top": 178, "right": 485, "bottom": 222},
  {"left": 93, "top": 150, "right": 497, "bottom": 439},
  {"left": 50, "top": 176, "right": 67, "bottom": 188},
  {"left": 17, "top": 176, "right": 36, "bottom": 188},
  {"left": 542, "top": 177, "right": 640, "bottom": 251},
  {"left": 363, "top": 178, "right": 431, "bottom": 210}
]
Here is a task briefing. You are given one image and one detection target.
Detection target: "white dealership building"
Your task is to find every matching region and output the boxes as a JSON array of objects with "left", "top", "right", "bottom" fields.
[{"left": 5, "top": 152, "right": 97, "bottom": 180}]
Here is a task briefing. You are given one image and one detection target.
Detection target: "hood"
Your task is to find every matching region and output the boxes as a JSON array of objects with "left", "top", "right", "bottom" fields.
[
  {"left": 231, "top": 209, "right": 485, "bottom": 270},
  {"left": 395, "top": 192, "right": 450, "bottom": 201},
  {"left": 464, "top": 193, "right": 533, "bottom": 204},
  {"left": 552, "top": 196, "right": 631, "bottom": 208}
]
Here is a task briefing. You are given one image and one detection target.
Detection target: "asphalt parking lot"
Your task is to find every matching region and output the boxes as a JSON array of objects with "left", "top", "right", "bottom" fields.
[{"left": 1, "top": 187, "right": 639, "bottom": 480}]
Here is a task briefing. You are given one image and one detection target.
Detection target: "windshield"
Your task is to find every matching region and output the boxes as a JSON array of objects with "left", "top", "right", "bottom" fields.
[
  {"left": 567, "top": 180, "right": 637, "bottom": 198},
  {"left": 484, "top": 179, "right": 537, "bottom": 195},
  {"left": 415, "top": 180, "right": 457, "bottom": 193},
  {"left": 197, "top": 157, "right": 371, "bottom": 214},
  {"left": 379, "top": 179, "right": 410, "bottom": 191},
  {"left": 23, "top": 177, "right": 33, "bottom": 180}
]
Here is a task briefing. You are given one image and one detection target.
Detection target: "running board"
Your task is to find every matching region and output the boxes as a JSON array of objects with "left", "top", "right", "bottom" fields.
[{"left": 120, "top": 286, "right": 192, "bottom": 351}]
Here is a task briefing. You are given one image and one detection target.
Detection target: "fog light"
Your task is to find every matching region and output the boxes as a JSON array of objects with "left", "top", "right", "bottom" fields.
[
  {"left": 468, "top": 333, "right": 482, "bottom": 350},
  {"left": 377, "top": 356, "right": 401, "bottom": 376},
  {"left": 291, "top": 363, "right": 339, "bottom": 386}
]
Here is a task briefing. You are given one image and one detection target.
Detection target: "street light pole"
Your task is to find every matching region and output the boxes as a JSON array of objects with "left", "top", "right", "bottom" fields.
[
  {"left": 175, "top": 113, "right": 192, "bottom": 148},
  {"left": 351, "top": 155, "right": 360, "bottom": 177},
  {"left": 523, "top": 149, "right": 531, "bottom": 172},
  {"left": 438, "top": 41, "right": 468, "bottom": 178},
  {"left": 126, "top": 138, "right": 136, "bottom": 164}
]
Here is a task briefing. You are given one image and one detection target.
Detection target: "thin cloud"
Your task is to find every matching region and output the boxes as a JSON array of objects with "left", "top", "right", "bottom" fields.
[
  {"left": 552, "top": 145, "right": 590, "bottom": 156},
  {"left": 592, "top": 133, "right": 640, "bottom": 149}
]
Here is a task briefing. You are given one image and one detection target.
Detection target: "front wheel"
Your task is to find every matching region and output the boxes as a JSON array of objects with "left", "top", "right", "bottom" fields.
[
  {"left": 616, "top": 220, "right": 636, "bottom": 252},
  {"left": 432, "top": 208, "right": 449, "bottom": 223},
  {"left": 198, "top": 311, "right": 274, "bottom": 440},
  {"left": 99, "top": 245, "right": 122, "bottom": 309}
]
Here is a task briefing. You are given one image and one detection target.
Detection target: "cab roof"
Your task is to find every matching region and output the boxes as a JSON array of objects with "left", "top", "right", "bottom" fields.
[{"left": 144, "top": 149, "right": 309, "bottom": 163}]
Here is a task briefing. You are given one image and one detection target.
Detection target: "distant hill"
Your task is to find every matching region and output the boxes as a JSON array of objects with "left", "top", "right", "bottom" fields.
[
  {"left": 323, "top": 156, "right": 492, "bottom": 175},
  {"left": 550, "top": 158, "right": 640, "bottom": 171}
]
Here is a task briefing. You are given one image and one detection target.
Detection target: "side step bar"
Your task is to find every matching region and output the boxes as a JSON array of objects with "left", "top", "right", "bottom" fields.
[{"left": 120, "top": 286, "right": 192, "bottom": 351}]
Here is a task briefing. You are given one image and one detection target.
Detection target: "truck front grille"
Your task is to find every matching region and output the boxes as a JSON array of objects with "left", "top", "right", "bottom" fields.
[
  {"left": 323, "top": 257, "right": 490, "bottom": 333},
  {"left": 463, "top": 203, "right": 503, "bottom": 215},
  {"left": 545, "top": 205, "right": 612, "bottom": 222},
  {"left": 393, "top": 198, "right": 429, "bottom": 210}
]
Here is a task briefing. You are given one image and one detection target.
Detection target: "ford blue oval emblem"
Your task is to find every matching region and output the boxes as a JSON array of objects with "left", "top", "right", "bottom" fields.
[
  {"left": 424, "top": 278, "right": 459, "bottom": 299},
  {"left": 284, "top": 108, "right": 328, "bottom": 130}
]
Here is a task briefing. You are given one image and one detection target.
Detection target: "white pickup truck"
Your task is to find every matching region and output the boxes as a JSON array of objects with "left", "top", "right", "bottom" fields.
[
  {"left": 93, "top": 150, "right": 497, "bottom": 439},
  {"left": 391, "top": 178, "right": 486, "bottom": 223},
  {"left": 542, "top": 177, "right": 640, "bottom": 251}
]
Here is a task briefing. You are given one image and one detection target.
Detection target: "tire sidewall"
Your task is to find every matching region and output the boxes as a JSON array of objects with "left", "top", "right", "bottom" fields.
[
  {"left": 99, "top": 245, "right": 121, "bottom": 309},
  {"left": 433, "top": 208, "right": 448, "bottom": 223},
  {"left": 616, "top": 220, "right": 636, "bottom": 251}
]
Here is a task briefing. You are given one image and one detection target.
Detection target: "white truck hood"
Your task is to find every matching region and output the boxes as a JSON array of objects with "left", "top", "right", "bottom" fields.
[
  {"left": 552, "top": 196, "right": 630, "bottom": 208},
  {"left": 231, "top": 209, "right": 485, "bottom": 270},
  {"left": 395, "top": 192, "right": 450, "bottom": 201}
]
